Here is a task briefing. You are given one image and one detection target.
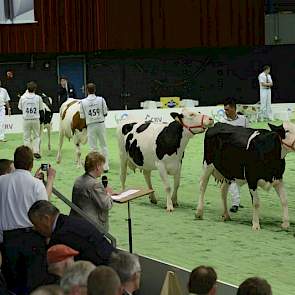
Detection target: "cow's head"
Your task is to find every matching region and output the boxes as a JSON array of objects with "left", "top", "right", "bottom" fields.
[
  {"left": 269, "top": 122, "right": 295, "bottom": 152},
  {"left": 171, "top": 110, "right": 214, "bottom": 135}
]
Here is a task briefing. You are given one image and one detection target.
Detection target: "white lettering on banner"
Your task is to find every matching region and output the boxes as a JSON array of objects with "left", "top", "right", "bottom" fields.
[{"left": 145, "top": 114, "right": 163, "bottom": 123}]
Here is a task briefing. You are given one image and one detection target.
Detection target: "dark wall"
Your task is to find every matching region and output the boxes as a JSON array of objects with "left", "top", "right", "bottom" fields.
[
  {"left": 0, "top": 0, "right": 265, "bottom": 54},
  {"left": 1, "top": 45, "right": 295, "bottom": 113}
]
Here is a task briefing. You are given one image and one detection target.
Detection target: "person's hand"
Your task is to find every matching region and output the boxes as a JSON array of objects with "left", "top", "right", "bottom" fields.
[
  {"left": 47, "top": 166, "right": 56, "bottom": 180},
  {"left": 106, "top": 185, "right": 117, "bottom": 196},
  {"left": 34, "top": 167, "right": 45, "bottom": 181}
]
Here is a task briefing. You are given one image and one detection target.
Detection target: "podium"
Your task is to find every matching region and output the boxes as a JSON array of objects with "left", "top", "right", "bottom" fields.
[{"left": 111, "top": 188, "right": 154, "bottom": 253}]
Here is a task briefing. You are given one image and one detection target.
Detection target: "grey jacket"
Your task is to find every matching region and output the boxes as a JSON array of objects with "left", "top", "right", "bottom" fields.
[{"left": 71, "top": 173, "right": 113, "bottom": 232}]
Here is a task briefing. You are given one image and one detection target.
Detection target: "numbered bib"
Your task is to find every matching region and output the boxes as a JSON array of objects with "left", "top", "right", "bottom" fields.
[{"left": 23, "top": 102, "right": 38, "bottom": 119}]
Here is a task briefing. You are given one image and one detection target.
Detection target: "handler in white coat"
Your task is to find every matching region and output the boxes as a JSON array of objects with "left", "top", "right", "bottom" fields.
[
  {"left": 220, "top": 97, "right": 249, "bottom": 213},
  {"left": 80, "top": 83, "right": 109, "bottom": 172},
  {"left": 18, "top": 81, "right": 44, "bottom": 159},
  {"left": 0, "top": 81, "right": 11, "bottom": 142},
  {"left": 258, "top": 65, "right": 273, "bottom": 121}
]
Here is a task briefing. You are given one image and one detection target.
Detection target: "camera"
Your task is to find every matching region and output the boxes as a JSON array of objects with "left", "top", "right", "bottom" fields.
[{"left": 41, "top": 163, "right": 49, "bottom": 171}]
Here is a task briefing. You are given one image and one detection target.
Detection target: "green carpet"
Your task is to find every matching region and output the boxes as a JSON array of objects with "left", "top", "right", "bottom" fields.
[{"left": 1, "top": 121, "right": 295, "bottom": 295}]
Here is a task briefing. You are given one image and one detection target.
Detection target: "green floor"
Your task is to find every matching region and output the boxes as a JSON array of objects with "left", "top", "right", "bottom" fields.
[{"left": 1, "top": 122, "right": 295, "bottom": 294}]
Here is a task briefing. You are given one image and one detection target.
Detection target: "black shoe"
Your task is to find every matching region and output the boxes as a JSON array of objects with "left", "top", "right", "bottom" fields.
[
  {"left": 239, "top": 204, "right": 244, "bottom": 208},
  {"left": 230, "top": 205, "right": 239, "bottom": 213},
  {"left": 34, "top": 153, "right": 41, "bottom": 159}
]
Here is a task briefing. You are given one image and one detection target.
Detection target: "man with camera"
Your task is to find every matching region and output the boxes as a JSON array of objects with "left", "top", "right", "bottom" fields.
[
  {"left": 71, "top": 151, "right": 113, "bottom": 232},
  {"left": 0, "top": 145, "right": 56, "bottom": 294}
]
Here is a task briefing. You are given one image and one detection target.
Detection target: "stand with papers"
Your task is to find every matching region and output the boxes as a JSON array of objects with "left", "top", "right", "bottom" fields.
[{"left": 111, "top": 188, "right": 154, "bottom": 253}]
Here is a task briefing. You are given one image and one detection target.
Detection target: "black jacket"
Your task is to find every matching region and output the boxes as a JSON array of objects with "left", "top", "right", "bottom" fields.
[
  {"left": 57, "top": 82, "right": 76, "bottom": 107},
  {"left": 49, "top": 214, "right": 115, "bottom": 266}
]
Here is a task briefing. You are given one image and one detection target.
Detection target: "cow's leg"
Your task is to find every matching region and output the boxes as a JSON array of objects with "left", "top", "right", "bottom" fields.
[
  {"left": 120, "top": 154, "right": 128, "bottom": 190},
  {"left": 143, "top": 170, "right": 157, "bottom": 204},
  {"left": 221, "top": 182, "right": 231, "bottom": 221},
  {"left": 171, "top": 168, "right": 181, "bottom": 207},
  {"left": 195, "top": 164, "right": 214, "bottom": 219},
  {"left": 249, "top": 189, "right": 261, "bottom": 230},
  {"left": 273, "top": 181, "right": 289, "bottom": 229},
  {"left": 39, "top": 123, "right": 44, "bottom": 156},
  {"left": 156, "top": 162, "right": 173, "bottom": 211},
  {"left": 56, "top": 131, "right": 64, "bottom": 164},
  {"left": 73, "top": 135, "right": 82, "bottom": 167},
  {"left": 47, "top": 124, "right": 51, "bottom": 151}
]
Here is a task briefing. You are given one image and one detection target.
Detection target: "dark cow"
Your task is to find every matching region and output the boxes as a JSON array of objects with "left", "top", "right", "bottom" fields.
[
  {"left": 39, "top": 93, "right": 53, "bottom": 152},
  {"left": 196, "top": 122, "right": 295, "bottom": 230},
  {"left": 56, "top": 98, "right": 87, "bottom": 166},
  {"left": 117, "top": 110, "right": 214, "bottom": 211}
]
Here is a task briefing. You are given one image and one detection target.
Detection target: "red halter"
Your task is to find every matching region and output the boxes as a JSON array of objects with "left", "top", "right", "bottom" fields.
[
  {"left": 282, "top": 138, "right": 295, "bottom": 151},
  {"left": 180, "top": 115, "right": 206, "bottom": 135}
]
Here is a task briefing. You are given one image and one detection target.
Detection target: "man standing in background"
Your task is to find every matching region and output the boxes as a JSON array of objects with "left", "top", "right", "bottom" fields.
[
  {"left": 80, "top": 83, "right": 109, "bottom": 172},
  {"left": 57, "top": 76, "right": 76, "bottom": 108},
  {"left": 220, "top": 97, "right": 249, "bottom": 213},
  {"left": 0, "top": 81, "right": 11, "bottom": 142},
  {"left": 18, "top": 81, "right": 44, "bottom": 159},
  {"left": 258, "top": 65, "right": 273, "bottom": 121}
]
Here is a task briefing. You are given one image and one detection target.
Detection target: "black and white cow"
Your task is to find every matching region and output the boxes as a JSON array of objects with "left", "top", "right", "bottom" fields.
[
  {"left": 117, "top": 110, "right": 214, "bottom": 211},
  {"left": 196, "top": 122, "right": 295, "bottom": 230},
  {"left": 40, "top": 93, "right": 53, "bottom": 152}
]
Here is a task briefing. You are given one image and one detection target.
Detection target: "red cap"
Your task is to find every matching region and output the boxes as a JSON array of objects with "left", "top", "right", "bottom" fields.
[{"left": 47, "top": 244, "right": 79, "bottom": 264}]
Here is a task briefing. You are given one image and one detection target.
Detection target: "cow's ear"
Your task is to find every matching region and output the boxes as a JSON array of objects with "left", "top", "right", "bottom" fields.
[
  {"left": 170, "top": 112, "right": 183, "bottom": 120},
  {"left": 268, "top": 123, "right": 285, "bottom": 138},
  {"left": 268, "top": 123, "right": 282, "bottom": 131}
]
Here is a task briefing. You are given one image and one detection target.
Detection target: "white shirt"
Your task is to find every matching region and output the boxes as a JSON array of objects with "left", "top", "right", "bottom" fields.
[
  {"left": 18, "top": 91, "right": 44, "bottom": 120},
  {"left": 220, "top": 114, "right": 249, "bottom": 128},
  {"left": 258, "top": 72, "right": 273, "bottom": 90},
  {"left": 80, "top": 94, "right": 108, "bottom": 125},
  {"left": 0, "top": 169, "right": 48, "bottom": 234},
  {"left": 0, "top": 87, "right": 10, "bottom": 108}
]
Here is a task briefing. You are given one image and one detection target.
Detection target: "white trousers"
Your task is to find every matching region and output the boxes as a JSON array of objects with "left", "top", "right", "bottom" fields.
[
  {"left": 260, "top": 89, "right": 272, "bottom": 120},
  {"left": 0, "top": 107, "right": 5, "bottom": 140},
  {"left": 23, "top": 119, "right": 40, "bottom": 154},
  {"left": 87, "top": 122, "right": 109, "bottom": 170},
  {"left": 229, "top": 182, "right": 240, "bottom": 207}
]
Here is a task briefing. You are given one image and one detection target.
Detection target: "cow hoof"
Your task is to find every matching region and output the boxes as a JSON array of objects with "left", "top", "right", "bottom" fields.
[
  {"left": 166, "top": 206, "right": 174, "bottom": 212},
  {"left": 195, "top": 210, "right": 203, "bottom": 220},
  {"left": 172, "top": 202, "right": 179, "bottom": 207},
  {"left": 195, "top": 212, "right": 203, "bottom": 220},
  {"left": 56, "top": 159, "right": 61, "bottom": 164},
  {"left": 48, "top": 145, "right": 51, "bottom": 151},
  {"left": 149, "top": 198, "right": 157, "bottom": 204},
  {"left": 281, "top": 222, "right": 290, "bottom": 230},
  {"left": 222, "top": 215, "right": 231, "bottom": 222},
  {"left": 252, "top": 224, "right": 261, "bottom": 231}
]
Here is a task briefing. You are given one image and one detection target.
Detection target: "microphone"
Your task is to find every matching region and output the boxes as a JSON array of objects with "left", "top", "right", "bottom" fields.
[{"left": 102, "top": 175, "right": 108, "bottom": 188}]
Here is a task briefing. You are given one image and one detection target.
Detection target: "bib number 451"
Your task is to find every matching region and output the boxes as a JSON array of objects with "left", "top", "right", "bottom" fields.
[{"left": 88, "top": 109, "right": 100, "bottom": 117}]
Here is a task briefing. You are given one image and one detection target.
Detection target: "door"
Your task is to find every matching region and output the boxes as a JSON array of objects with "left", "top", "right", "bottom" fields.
[{"left": 57, "top": 56, "right": 86, "bottom": 98}]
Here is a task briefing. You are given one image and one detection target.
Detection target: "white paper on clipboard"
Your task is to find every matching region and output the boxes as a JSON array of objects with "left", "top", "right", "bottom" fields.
[{"left": 111, "top": 189, "right": 140, "bottom": 201}]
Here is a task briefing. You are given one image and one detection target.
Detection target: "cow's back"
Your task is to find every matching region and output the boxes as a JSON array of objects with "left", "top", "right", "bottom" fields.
[
  {"left": 118, "top": 120, "right": 186, "bottom": 171},
  {"left": 59, "top": 99, "right": 84, "bottom": 139},
  {"left": 204, "top": 123, "right": 258, "bottom": 180}
]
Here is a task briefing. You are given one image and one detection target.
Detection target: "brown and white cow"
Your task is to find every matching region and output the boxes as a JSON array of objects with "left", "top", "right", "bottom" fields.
[
  {"left": 117, "top": 110, "right": 214, "bottom": 211},
  {"left": 196, "top": 122, "right": 295, "bottom": 230},
  {"left": 56, "top": 98, "right": 87, "bottom": 166}
]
